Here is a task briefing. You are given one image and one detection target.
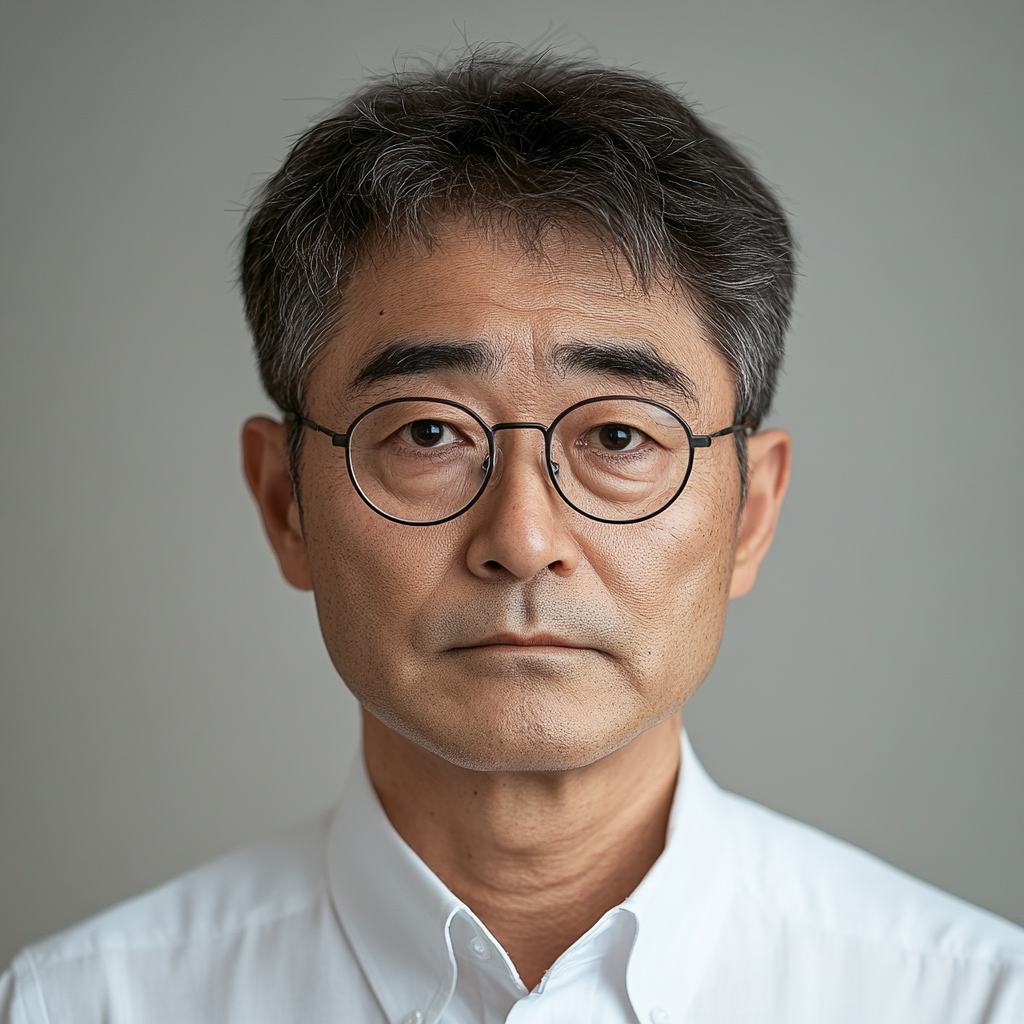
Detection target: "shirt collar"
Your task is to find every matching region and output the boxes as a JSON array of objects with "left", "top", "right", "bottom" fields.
[
  {"left": 327, "top": 753, "right": 462, "bottom": 1024},
  {"left": 623, "top": 731, "right": 737, "bottom": 1022},
  {"left": 326, "top": 730, "right": 736, "bottom": 1024}
]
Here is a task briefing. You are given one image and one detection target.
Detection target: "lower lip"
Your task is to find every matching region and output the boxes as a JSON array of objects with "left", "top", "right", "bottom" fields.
[{"left": 458, "top": 644, "right": 592, "bottom": 655}]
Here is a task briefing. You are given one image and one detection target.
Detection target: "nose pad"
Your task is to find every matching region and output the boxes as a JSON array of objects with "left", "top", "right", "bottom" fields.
[
  {"left": 486, "top": 446, "right": 504, "bottom": 487},
  {"left": 484, "top": 440, "right": 556, "bottom": 488}
]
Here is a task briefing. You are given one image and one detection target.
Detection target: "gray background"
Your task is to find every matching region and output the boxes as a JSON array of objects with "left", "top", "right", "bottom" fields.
[{"left": 1, "top": 0, "right": 1021, "bottom": 966}]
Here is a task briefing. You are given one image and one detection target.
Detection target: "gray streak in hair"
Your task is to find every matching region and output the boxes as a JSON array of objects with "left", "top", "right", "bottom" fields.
[{"left": 239, "top": 45, "right": 796, "bottom": 487}]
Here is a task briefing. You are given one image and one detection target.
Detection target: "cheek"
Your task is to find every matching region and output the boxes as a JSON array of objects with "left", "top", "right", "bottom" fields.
[
  {"left": 300, "top": 476, "right": 462, "bottom": 672},
  {"left": 580, "top": 477, "right": 738, "bottom": 689},
  {"left": 588, "top": 487, "right": 736, "bottom": 614}
]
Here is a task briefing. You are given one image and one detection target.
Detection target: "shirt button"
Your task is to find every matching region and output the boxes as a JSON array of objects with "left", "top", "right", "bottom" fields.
[
  {"left": 469, "top": 936, "right": 492, "bottom": 960},
  {"left": 400, "top": 1012, "right": 423, "bottom": 1024},
  {"left": 650, "top": 1009, "right": 671, "bottom": 1024}
]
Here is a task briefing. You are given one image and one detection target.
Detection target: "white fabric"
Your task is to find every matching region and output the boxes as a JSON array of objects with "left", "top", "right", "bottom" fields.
[{"left": 2, "top": 733, "right": 1022, "bottom": 1024}]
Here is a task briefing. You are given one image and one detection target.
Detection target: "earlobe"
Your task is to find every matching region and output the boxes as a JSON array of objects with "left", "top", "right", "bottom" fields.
[
  {"left": 241, "top": 417, "right": 314, "bottom": 591},
  {"left": 728, "top": 429, "right": 791, "bottom": 599}
]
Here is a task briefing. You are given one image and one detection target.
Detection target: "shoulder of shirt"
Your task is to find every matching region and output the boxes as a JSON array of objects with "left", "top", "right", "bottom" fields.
[
  {"left": 720, "top": 788, "right": 1024, "bottom": 967},
  {"left": 10, "top": 806, "right": 336, "bottom": 972}
]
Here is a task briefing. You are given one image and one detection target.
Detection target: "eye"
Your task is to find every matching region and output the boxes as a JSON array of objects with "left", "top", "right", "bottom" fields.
[
  {"left": 398, "top": 419, "right": 462, "bottom": 448},
  {"left": 585, "top": 423, "right": 647, "bottom": 452}
]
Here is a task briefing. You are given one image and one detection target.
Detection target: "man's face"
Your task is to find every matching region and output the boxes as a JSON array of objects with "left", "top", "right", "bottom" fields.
[{"left": 252, "top": 221, "right": 781, "bottom": 772}]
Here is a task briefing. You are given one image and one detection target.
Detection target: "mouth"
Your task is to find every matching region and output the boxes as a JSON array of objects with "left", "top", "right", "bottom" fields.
[{"left": 454, "top": 632, "right": 594, "bottom": 653}]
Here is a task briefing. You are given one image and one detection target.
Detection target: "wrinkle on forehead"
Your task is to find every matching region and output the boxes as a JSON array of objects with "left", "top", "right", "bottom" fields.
[{"left": 313, "top": 217, "right": 731, "bottom": 425}]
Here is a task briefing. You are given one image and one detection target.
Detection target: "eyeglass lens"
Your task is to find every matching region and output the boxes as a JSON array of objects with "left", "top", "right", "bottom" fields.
[{"left": 347, "top": 399, "right": 695, "bottom": 524}]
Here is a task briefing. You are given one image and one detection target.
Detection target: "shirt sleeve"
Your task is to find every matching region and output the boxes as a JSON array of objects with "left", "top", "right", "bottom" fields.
[
  {"left": 988, "top": 960, "right": 1024, "bottom": 1024},
  {"left": 0, "top": 955, "right": 39, "bottom": 1024}
]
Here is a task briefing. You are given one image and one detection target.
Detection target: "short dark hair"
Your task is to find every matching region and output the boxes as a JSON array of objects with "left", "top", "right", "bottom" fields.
[{"left": 240, "top": 47, "right": 795, "bottom": 460}]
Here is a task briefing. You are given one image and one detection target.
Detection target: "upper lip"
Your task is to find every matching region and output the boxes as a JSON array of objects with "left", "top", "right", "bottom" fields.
[{"left": 458, "top": 632, "right": 591, "bottom": 649}]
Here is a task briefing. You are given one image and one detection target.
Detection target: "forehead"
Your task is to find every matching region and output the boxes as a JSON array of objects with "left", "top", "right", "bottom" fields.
[{"left": 311, "top": 221, "right": 734, "bottom": 412}]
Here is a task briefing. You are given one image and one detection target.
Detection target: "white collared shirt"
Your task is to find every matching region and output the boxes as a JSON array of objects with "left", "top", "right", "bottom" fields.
[{"left": 3, "top": 733, "right": 1022, "bottom": 1023}]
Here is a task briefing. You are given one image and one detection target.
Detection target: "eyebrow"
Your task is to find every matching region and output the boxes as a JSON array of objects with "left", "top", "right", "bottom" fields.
[
  {"left": 349, "top": 337, "right": 699, "bottom": 408},
  {"left": 351, "top": 341, "right": 499, "bottom": 389},
  {"left": 552, "top": 340, "right": 699, "bottom": 407}
]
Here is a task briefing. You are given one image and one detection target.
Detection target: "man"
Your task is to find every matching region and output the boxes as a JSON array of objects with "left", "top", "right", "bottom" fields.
[{"left": 2, "top": 47, "right": 1021, "bottom": 1024}]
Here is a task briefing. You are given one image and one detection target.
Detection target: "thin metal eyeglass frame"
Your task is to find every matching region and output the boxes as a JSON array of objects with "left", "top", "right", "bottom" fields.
[{"left": 289, "top": 395, "right": 749, "bottom": 527}]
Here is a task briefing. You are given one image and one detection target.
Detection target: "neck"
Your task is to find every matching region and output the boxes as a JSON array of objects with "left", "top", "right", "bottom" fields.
[{"left": 362, "top": 710, "right": 682, "bottom": 991}]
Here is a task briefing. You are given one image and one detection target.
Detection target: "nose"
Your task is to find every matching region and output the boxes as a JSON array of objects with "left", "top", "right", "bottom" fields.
[{"left": 465, "top": 427, "right": 580, "bottom": 581}]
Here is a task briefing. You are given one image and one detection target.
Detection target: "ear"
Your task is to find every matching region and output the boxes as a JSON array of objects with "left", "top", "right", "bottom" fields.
[
  {"left": 241, "top": 417, "right": 313, "bottom": 591},
  {"left": 729, "top": 428, "right": 791, "bottom": 599}
]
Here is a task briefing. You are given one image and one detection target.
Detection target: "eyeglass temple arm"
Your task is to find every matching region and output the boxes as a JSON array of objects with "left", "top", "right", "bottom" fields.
[
  {"left": 289, "top": 414, "right": 349, "bottom": 448},
  {"left": 690, "top": 423, "right": 753, "bottom": 448}
]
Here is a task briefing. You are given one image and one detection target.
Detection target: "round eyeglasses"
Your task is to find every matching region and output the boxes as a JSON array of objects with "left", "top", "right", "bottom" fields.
[{"left": 291, "top": 396, "right": 747, "bottom": 526}]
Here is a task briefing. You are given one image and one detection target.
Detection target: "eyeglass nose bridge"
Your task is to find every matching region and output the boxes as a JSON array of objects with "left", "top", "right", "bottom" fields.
[{"left": 484, "top": 421, "right": 558, "bottom": 489}]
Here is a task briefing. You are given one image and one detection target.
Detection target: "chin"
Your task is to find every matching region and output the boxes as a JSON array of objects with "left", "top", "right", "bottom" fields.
[{"left": 372, "top": 691, "right": 657, "bottom": 773}]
